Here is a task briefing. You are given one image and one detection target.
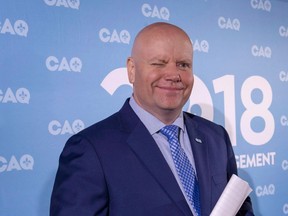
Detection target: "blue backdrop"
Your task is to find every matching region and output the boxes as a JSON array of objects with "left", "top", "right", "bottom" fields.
[{"left": 1, "top": 0, "right": 288, "bottom": 215}]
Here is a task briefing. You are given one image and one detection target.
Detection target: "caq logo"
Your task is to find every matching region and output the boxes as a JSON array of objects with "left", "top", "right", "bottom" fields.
[
  {"left": 0, "top": 155, "right": 34, "bottom": 172},
  {"left": 279, "top": 26, "right": 288, "bottom": 38},
  {"left": 251, "top": 45, "right": 272, "bottom": 58},
  {"left": 99, "top": 28, "right": 130, "bottom": 44},
  {"left": 255, "top": 184, "right": 275, "bottom": 197},
  {"left": 251, "top": 0, "right": 271, "bottom": 12},
  {"left": 282, "top": 160, "right": 288, "bottom": 171},
  {"left": 44, "top": 0, "right": 80, "bottom": 9},
  {"left": 0, "top": 87, "right": 30, "bottom": 104},
  {"left": 280, "top": 115, "right": 288, "bottom": 126},
  {"left": 0, "top": 18, "right": 28, "bottom": 37},
  {"left": 142, "top": 3, "right": 170, "bottom": 20},
  {"left": 48, "top": 119, "right": 85, "bottom": 135},
  {"left": 279, "top": 71, "right": 288, "bottom": 82},
  {"left": 192, "top": 39, "right": 209, "bottom": 53},
  {"left": 46, "top": 56, "right": 82, "bottom": 72},
  {"left": 284, "top": 203, "right": 288, "bottom": 215},
  {"left": 218, "top": 17, "right": 240, "bottom": 31}
]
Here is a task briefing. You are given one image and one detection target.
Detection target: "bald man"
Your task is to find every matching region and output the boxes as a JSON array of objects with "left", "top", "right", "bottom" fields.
[{"left": 50, "top": 22, "right": 254, "bottom": 216}]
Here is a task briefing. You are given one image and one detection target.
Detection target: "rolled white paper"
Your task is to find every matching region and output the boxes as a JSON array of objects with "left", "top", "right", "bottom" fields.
[{"left": 210, "top": 174, "right": 253, "bottom": 216}]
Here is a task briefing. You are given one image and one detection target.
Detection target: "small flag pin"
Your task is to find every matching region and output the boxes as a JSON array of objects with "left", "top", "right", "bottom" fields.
[{"left": 195, "top": 138, "right": 202, "bottom": 143}]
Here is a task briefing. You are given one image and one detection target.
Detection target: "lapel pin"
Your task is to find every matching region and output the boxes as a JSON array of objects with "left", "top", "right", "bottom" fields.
[{"left": 195, "top": 138, "right": 202, "bottom": 143}]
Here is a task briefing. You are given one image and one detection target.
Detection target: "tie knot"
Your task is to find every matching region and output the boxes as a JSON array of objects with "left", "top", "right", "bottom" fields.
[{"left": 160, "top": 125, "right": 179, "bottom": 141}]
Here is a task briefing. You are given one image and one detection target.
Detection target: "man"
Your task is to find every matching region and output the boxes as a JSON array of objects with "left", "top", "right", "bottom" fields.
[{"left": 50, "top": 22, "right": 254, "bottom": 216}]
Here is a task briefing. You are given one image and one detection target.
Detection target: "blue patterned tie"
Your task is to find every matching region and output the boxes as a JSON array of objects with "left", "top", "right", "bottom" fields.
[{"left": 160, "top": 125, "right": 201, "bottom": 216}]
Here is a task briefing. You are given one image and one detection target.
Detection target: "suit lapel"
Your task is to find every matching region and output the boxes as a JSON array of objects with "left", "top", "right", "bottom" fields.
[
  {"left": 184, "top": 113, "right": 211, "bottom": 216},
  {"left": 119, "top": 100, "right": 192, "bottom": 216}
]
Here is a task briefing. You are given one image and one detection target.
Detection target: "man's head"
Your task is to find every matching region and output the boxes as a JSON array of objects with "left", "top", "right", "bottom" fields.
[{"left": 127, "top": 22, "right": 194, "bottom": 124}]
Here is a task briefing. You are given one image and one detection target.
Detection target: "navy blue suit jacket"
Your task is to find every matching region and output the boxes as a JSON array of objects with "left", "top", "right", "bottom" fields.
[{"left": 50, "top": 99, "right": 253, "bottom": 216}]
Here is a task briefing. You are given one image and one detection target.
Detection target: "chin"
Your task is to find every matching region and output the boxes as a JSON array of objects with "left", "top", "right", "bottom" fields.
[{"left": 158, "top": 103, "right": 182, "bottom": 111}]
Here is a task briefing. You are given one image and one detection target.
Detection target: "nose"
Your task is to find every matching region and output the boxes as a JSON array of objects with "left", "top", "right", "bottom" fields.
[
  {"left": 165, "top": 74, "right": 181, "bottom": 82},
  {"left": 164, "top": 64, "right": 181, "bottom": 82}
]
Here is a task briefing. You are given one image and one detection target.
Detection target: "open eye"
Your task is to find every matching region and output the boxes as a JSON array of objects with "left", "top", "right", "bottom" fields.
[{"left": 177, "top": 62, "right": 191, "bottom": 70}]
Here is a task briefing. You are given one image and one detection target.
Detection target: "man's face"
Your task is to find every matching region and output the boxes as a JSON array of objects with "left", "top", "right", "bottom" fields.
[{"left": 127, "top": 26, "right": 194, "bottom": 121}]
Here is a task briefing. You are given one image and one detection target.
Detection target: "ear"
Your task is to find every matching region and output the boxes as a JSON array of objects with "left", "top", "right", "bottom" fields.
[{"left": 127, "top": 57, "right": 135, "bottom": 84}]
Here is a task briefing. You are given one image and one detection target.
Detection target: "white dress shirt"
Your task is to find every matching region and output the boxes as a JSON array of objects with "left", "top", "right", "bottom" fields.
[{"left": 129, "top": 96, "right": 198, "bottom": 215}]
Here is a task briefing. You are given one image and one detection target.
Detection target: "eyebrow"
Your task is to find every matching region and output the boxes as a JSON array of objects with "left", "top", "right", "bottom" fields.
[
  {"left": 147, "top": 57, "right": 192, "bottom": 64},
  {"left": 148, "top": 57, "right": 168, "bottom": 63},
  {"left": 177, "top": 58, "right": 192, "bottom": 62}
]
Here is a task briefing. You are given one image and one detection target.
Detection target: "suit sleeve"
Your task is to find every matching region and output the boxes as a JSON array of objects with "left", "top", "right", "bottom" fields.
[
  {"left": 224, "top": 127, "right": 254, "bottom": 216},
  {"left": 50, "top": 134, "right": 109, "bottom": 216}
]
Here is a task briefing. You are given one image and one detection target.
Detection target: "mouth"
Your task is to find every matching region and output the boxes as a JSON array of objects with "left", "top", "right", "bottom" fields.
[
  {"left": 154, "top": 79, "right": 186, "bottom": 95},
  {"left": 156, "top": 86, "right": 185, "bottom": 97},
  {"left": 158, "top": 86, "right": 184, "bottom": 91},
  {"left": 157, "top": 82, "right": 185, "bottom": 90}
]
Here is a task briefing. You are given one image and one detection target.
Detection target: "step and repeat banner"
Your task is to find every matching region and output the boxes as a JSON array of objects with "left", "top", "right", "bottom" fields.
[{"left": 1, "top": 0, "right": 288, "bottom": 215}]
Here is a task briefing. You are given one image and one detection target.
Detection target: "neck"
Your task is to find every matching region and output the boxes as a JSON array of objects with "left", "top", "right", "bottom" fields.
[
  {"left": 131, "top": 96, "right": 182, "bottom": 125},
  {"left": 149, "top": 109, "right": 181, "bottom": 125}
]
